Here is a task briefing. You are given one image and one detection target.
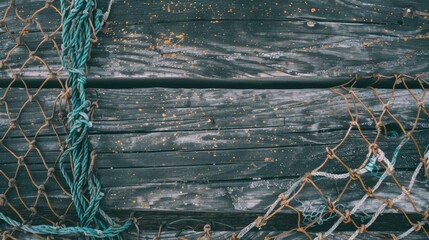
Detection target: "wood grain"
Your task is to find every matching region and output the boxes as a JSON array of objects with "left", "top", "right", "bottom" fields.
[
  {"left": 1, "top": 1, "right": 429, "bottom": 87},
  {"left": 0, "top": 88, "right": 427, "bottom": 232}
]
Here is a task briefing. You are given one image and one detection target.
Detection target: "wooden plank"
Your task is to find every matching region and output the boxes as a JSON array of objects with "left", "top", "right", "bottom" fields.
[
  {"left": 2, "top": 172, "right": 428, "bottom": 230},
  {"left": 0, "top": 88, "right": 427, "bottom": 234},
  {"left": 1, "top": 88, "right": 428, "bottom": 137},
  {"left": 1, "top": 1, "right": 429, "bottom": 86}
]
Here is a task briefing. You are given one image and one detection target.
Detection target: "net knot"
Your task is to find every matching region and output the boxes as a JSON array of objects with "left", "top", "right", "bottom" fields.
[
  {"left": 45, "top": 0, "right": 54, "bottom": 7},
  {"left": 296, "top": 227, "right": 306, "bottom": 233},
  {"left": 401, "top": 186, "right": 410, "bottom": 195},
  {"left": 365, "top": 187, "right": 374, "bottom": 197},
  {"left": 375, "top": 121, "right": 383, "bottom": 129},
  {"left": 25, "top": 17, "right": 34, "bottom": 24},
  {"left": 17, "top": 156, "right": 25, "bottom": 166},
  {"left": 47, "top": 167, "right": 55, "bottom": 177},
  {"left": 29, "top": 207, "right": 37, "bottom": 217},
  {"left": 368, "top": 143, "right": 378, "bottom": 155},
  {"left": 0, "top": 194, "right": 7, "bottom": 206},
  {"left": 358, "top": 224, "right": 365, "bottom": 234},
  {"left": 342, "top": 210, "right": 351, "bottom": 223},
  {"left": 29, "top": 140, "right": 36, "bottom": 150},
  {"left": 37, "top": 184, "right": 45, "bottom": 194},
  {"left": 15, "top": 37, "right": 21, "bottom": 45},
  {"left": 414, "top": 221, "right": 423, "bottom": 232},
  {"left": 228, "top": 233, "right": 238, "bottom": 240},
  {"left": 386, "top": 199, "right": 393, "bottom": 208},
  {"left": 417, "top": 101, "right": 425, "bottom": 108},
  {"left": 327, "top": 199, "right": 335, "bottom": 213},
  {"left": 8, "top": 178, "right": 16, "bottom": 188},
  {"left": 349, "top": 170, "right": 359, "bottom": 180},
  {"left": 382, "top": 103, "right": 389, "bottom": 111},
  {"left": 303, "top": 172, "right": 312, "bottom": 183},
  {"left": 9, "top": 118, "right": 17, "bottom": 128},
  {"left": 326, "top": 147, "right": 335, "bottom": 159},
  {"left": 350, "top": 121, "right": 358, "bottom": 126},
  {"left": 254, "top": 216, "right": 267, "bottom": 228}
]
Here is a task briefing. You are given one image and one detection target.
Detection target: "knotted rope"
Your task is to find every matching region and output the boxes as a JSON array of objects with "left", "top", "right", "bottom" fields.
[{"left": 58, "top": 0, "right": 131, "bottom": 238}]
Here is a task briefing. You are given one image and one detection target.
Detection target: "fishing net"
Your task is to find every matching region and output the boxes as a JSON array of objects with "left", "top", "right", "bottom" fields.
[{"left": 0, "top": 0, "right": 428, "bottom": 240}]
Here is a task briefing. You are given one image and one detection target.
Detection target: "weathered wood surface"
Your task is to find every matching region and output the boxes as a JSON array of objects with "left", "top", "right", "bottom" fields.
[
  {"left": 1, "top": 1, "right": 429, "bottom": 87},
  {"left": 0, "top": 88, "right": 427, "bottom": 231}
]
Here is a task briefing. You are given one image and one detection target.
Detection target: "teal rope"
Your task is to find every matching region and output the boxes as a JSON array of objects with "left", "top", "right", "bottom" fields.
[{"left": 0, "top": 0, "right": 131, "bottom": 238}]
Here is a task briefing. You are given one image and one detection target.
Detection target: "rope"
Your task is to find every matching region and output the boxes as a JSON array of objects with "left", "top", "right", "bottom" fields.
[{"left": 58, "top": 0, "right": 131, "bottom": 238}]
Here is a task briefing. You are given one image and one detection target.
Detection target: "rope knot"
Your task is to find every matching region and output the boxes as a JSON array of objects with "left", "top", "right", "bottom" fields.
[
  {"left": 382, "top": 103, "right": 389, "bottom": 111},
  {"left": 401, "top": 186, "right": 410, "bottom": 195},
  {"left": 17, "top": 156, "right": 25, "bottom": 166},
  {"left": 29, "top": 140, "right": 36, "bottom": 150},
  {"left": 342, "top": 210, "right": 351, "bottom": 223},
  {"left": 37, "top": 184, "right": 45, "bottom": 194},
  {"left": 0, "top": 194, "right": 7, "bottom": 206},
  {"left": 386, "top": 199, "right": 393, "bottom": 208},
  {"left": 358, "top": 224, "right": 365, "bottom": 234},
  {"left": 326, "top": 147, "right": 335, "bottom": 159},
  {"left": 414, "top": 221, "right": 423, "bottom": 232},
  {"left": 47, "top": 167, "right": 55, "bottom": 177},
  {"left": 29, "top": 207, "right": 37, "bottom": 217},
  {"left": 228, "top": 233, "right": 238, "bottom": 240},
  {"left": 255, "top": 216, "right": 267, "bottom": 228},
  {"left": 327, "top": 199, "right": 335, "bottom": 213},
  {"left": 8, "top": 178, "right": 16, "bottom": 188},
  {"left": 303, "top": 172, "right": 312, "bottom": 183},
  {"left": 365, "top": 187, "right": 374, "bottom": 197}
]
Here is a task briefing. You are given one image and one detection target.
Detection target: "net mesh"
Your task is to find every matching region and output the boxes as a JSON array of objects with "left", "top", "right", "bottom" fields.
[
  {"left": 236, "top": 75, "right": 429, "bottom": 240},
  {"left": 0, "top": 0, "right": 428, "bottom": 240},
  {"left": 0, "top": 0, "right": 73, "bottom": 238}
]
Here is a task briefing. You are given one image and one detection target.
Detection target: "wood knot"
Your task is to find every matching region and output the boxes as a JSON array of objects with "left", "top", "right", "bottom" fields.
[{"left": 306, "top": 21, "right": 316, "bottom": 27}]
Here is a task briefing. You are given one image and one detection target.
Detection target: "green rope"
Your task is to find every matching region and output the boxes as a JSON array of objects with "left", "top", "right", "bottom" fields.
[{"left": 0, "top": 0, "right": 131, "bottom": 239}]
